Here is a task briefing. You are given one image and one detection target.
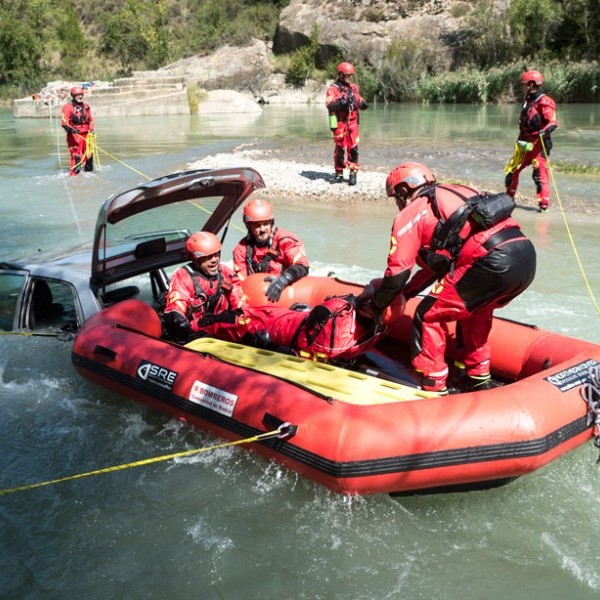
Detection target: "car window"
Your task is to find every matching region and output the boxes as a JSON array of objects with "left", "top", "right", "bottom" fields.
[
  {"left": 0, "top": 272, "right": 25, "bottom": 331},
  {"left": 101, "top": 197, "right": 223, "bottom": 260},
  {"left": 28, "top": 279, "right": 79, "bottom": 333}
]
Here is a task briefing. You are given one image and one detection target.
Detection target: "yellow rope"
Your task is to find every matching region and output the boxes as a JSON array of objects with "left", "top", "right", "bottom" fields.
[
  {"left": 540, "top": 135, "right": 600, "bottom": 320},
  {"left": 0, "top": 427, "right": 290, "bottom": 496},
  {"left": 87, "top": 140, "right": 246, "bottom": 233},
  {"left": 86, "top": 132, "right": 99, "bottom": 169},
  {"left": 93, "top": 139, "right": 152, "bottom": 180}
]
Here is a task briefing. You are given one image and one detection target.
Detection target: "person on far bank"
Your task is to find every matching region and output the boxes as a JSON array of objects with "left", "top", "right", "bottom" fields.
[
  {"left": 61, "top": 86, "right": 95, "bottom": 176},
  {"left": 325, "top": 62, "right": 369, "bottom": 186},
  {"left": 232, "top": 198, "right": 310, "bottom": 302},
  {"left": 357, "top": 162, "right": 536, "bottom": 395},
  {"left": 505, "top": 70, "right": 558, "bottom": 212}
]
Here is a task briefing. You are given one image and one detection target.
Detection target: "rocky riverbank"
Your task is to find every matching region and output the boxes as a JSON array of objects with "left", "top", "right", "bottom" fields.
[{"left": 188, "top": 139, "right": 593, "bottom": 214}]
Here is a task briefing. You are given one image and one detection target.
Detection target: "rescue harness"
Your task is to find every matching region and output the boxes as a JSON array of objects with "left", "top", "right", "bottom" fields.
[
  {"left": 245, "top": 240, "right": 281, "bottom": 274},
  {"left": 418, "top": 185, "right": 517, "bottom": 276},
  {"left": 183, "top": 264, "right": 230, "bottom": 319}
]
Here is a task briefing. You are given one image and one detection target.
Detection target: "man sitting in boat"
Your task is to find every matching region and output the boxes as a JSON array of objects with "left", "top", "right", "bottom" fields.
[
  {"left": 357, "top": 162, "right": 537, "bottom": 395},
  {"left": 163, "top": 231, "right": 245, "bottom": 343},
  {"left": 232, "top": 198, "right": 310, "bottom": 302}
]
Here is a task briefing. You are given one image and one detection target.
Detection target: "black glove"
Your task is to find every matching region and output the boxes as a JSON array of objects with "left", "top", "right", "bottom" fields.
[
  {"left": 164, "top": 311, "right": 195, "bottom": 344},
  {"left": 539, "top": 129, "right": 553, "bottom": 153},
  {"left": 359, "top": 100, "right": 369, "bottom": 110},
  {"left": 356, "top": 299, "right": 383, "bottom": 325},
  {"left": 196, "top": 310, "right": 237, "bottom": 327},
  {"left": 265, "top": 275, "right": 289, "bottom": 302},
  {"left": 63, "top": 125, "right": 78, "bottom": 135}
]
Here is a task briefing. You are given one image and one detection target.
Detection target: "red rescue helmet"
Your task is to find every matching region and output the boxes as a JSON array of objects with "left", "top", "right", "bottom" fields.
[
  {"left": 520, "top": 70, "right": 544, "bottom": 86},
  {"left": 386, "top": 162, "right": 436, "bottom": 197},
  {"left": 186, "top": 231, "right": 222, "bottom": 259},
  {"left": 70, "top": 86, "right": 84, "bottom": 97},
  {"left": 243, "top": 198, "right": 274, "bottom": 224},
  {"left": 337, "top": 62, "right": 355, "bottom": 76}
]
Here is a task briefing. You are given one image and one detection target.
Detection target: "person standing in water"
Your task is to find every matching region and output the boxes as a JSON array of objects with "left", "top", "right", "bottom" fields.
[{"left": 61, "top": 86, "right": 95, "bottom": 176}]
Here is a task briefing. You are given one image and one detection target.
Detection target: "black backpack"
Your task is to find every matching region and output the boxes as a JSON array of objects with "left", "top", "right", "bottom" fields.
[{"left": 418, "top": 185, "right": 515, "bottom": 276}]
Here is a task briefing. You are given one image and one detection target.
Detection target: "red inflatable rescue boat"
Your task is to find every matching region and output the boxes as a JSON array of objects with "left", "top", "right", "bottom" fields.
[{"left": 72, "top": 274, "right": 600, "bottom": 495}]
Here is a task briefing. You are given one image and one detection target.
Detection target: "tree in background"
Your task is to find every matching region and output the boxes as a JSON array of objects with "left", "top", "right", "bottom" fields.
[
  {"left": 56, "top": 4, "right": 89, "bottom": 80},
  {"left": 508, "top": 0, "right": 564, "bottom": 59},
  {"left": 101, "top": 0, "right": 151, "bottom": 72},
  {"left": 0, "top": 0, "right": 50, "bottom": 88}
]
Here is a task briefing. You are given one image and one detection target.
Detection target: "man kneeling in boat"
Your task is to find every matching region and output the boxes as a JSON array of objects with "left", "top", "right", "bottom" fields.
[
  {"left": 163, "top": 231, "right": 245, "bottom": 343},
  {"left": 358, "top": 162, "right": 537, "bottom": 395}
]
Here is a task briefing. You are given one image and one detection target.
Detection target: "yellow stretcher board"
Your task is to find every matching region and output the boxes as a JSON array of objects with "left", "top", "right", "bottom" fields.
[{"left": 185, "top": 337, "right": 438, "bottom": 405}]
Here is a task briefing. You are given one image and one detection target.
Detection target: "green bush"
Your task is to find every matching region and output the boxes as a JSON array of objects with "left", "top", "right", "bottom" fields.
[
  {"left": 377, "top": 39, "right": 439, "bottom": 102},
  {"left": 285, "top": 24, "right": 319, "bottom": 87},
  {"left": 411, "top": 62, "right": 600, "bottom": 104},
  {"left": 286, "top": 45, "right": 315, "bottom": 87}
]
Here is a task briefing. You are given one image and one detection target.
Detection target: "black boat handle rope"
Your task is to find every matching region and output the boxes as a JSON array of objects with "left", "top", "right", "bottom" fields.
[{"left": 581, "top": 365, "right": 600, "bottom": 462}]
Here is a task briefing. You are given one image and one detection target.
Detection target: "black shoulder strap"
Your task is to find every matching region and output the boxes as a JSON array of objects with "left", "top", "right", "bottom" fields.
[
  {"left": 184, "top": 264, "right": 204, "bottom": 297},
  {"left": 420, "top": 185, "right": 474, "bottom": 253}
]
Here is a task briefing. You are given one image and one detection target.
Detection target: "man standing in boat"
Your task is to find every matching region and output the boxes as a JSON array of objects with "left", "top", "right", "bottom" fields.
[
  {"left": 232, "top": 198, "right": 310, "bottom": 302},
  {"left": 504, "top": 70, "right": 558, "bottom": 212},
  {"left": 61, "top": 86, "right": 95, "bottom": 176},
  {"left": 358, "top": 162, "right": 536, "bottom": 395},
  {"left": 325, "top": 62, "right": 369, "bottom": 186},
  {"left": 164, "top": 231, "right": 245, "bottom": 343}
]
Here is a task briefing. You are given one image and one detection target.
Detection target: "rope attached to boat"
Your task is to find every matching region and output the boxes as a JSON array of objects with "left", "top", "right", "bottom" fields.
[
  {"left": 0, "top": 422, "right": 295, "bottom": 496},
  {"left": 581, "top": 365, "right": 600, "bottom": 462}
]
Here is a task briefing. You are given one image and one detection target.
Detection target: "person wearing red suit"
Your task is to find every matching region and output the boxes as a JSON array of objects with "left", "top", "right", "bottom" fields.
[
  {"left": 61, "top": 86, "right": 95, "bottom": 176},
  {"left": 325, "top": 62, "right": 369, "bottom": 186},
  {"left": 358, "top": 162, "right": 536, "bottom": 394},
  {"left": 164, "top": 231, "right": 245, "bottom": 343},
  {"left": 232, "top": 198, "right": 310, "bottom": 302},
  {"left": 505, "top": 70, "right": 558, "bottom": 212}
]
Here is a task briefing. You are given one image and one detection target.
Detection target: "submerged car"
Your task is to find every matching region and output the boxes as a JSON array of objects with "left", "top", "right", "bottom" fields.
[{"left": 0, "top": 167, "right": 266, "bottom": 336}]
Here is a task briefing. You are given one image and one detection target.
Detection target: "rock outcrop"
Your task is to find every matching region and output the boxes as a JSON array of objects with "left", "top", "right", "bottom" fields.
[
  {"left": 159, "top": 41, "right": 272, "bottom": 94},
  {"left": 273, "top": 0, "right": 459, "bottom": 69}
]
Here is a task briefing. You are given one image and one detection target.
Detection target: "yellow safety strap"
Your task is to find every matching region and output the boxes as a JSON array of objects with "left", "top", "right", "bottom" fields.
[{"left": 503, "top": 142, "right": 526, "bottom": 174}]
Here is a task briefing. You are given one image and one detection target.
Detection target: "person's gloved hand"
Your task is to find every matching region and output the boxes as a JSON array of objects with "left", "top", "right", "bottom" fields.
[
  {"left": 264, "top": 275, "right": 289, "bottom": 302},
  {"left": 357, "top": 299, "right": 383, "bottom": 325},
  {"left": 359, "top": 100, "right": 369, "bottom": 110},
  {"left": 538, "top": 129, "right": 553, "bottom": 152},
  {"left": 164, "top": 311, "right": 195, "bottom": 344},
  {"left": 196, "top": 310, "right": 237, "bottom": 328},
  {"left": 65, "top": 126, "right": 78, "bottom": 134}
]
